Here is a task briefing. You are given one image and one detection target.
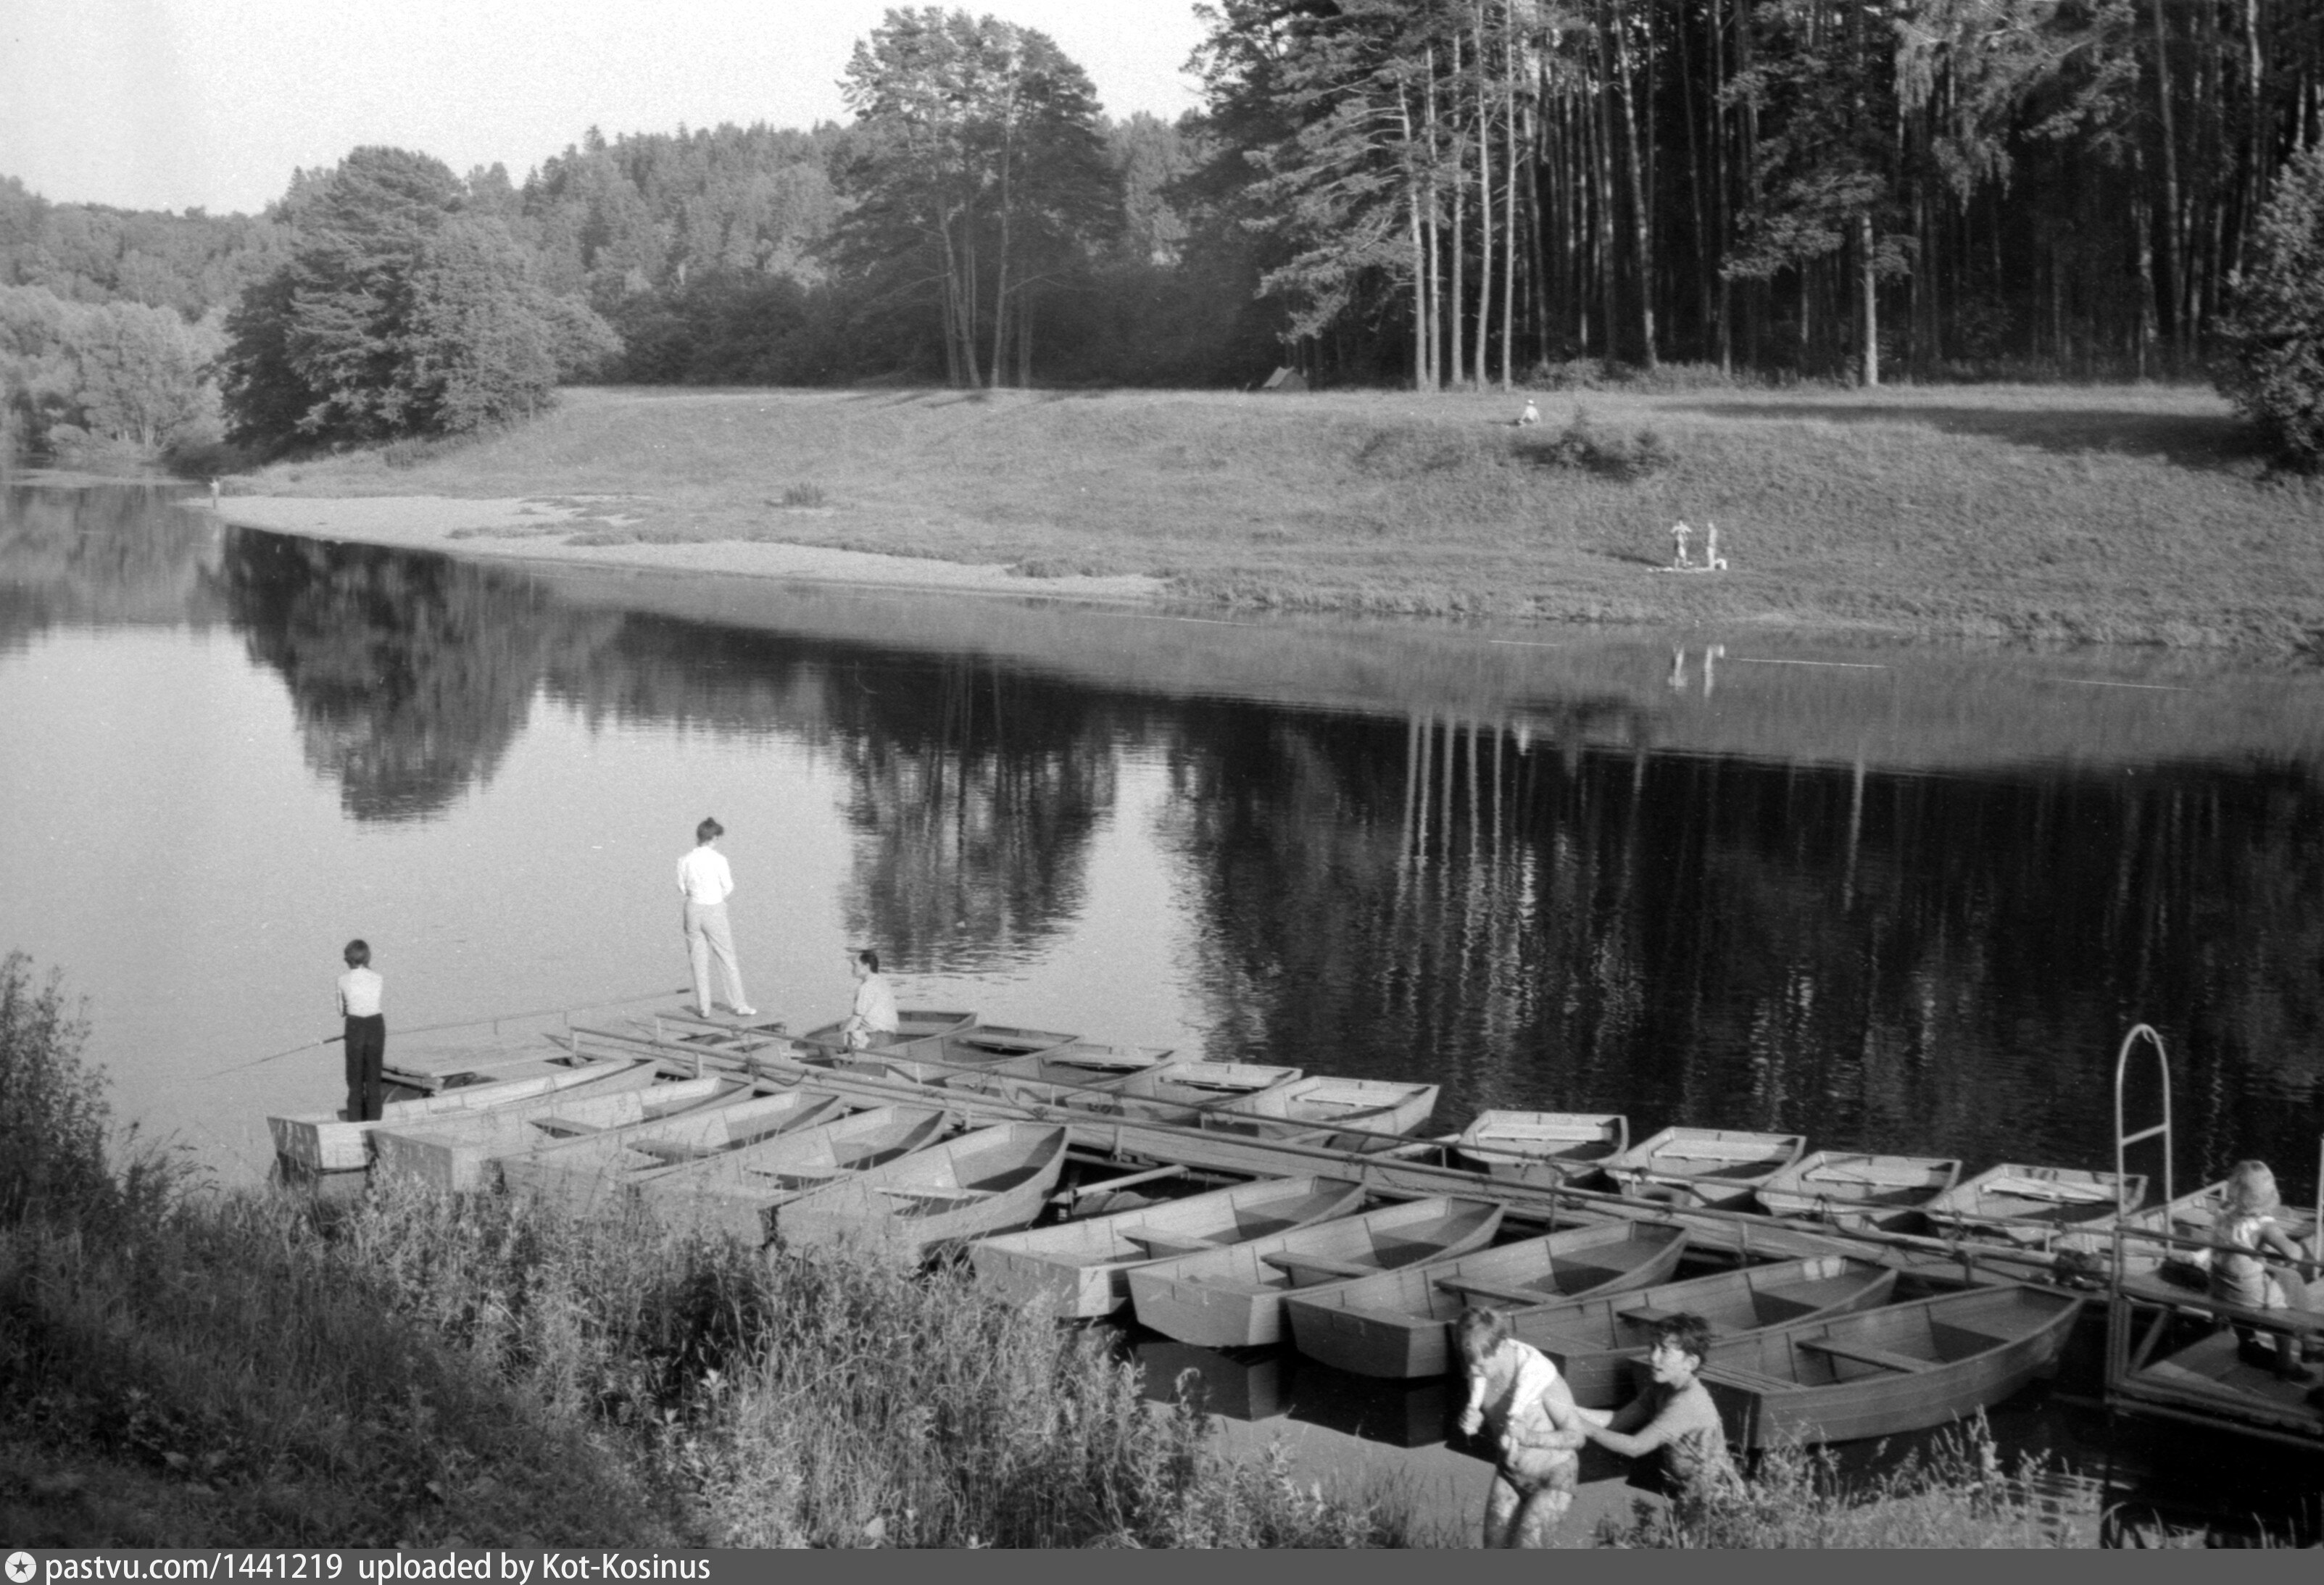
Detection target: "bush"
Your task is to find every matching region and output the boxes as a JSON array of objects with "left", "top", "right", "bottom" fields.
[
  {"left": 1521, "top": 406, "right": 1679, "bottom": 480},
  {"left": 2217, "top": 145, "right": 2324, "bottom": 470},
  {"left": 0, "top": 954, "right": 112, "bottom": 1226}
]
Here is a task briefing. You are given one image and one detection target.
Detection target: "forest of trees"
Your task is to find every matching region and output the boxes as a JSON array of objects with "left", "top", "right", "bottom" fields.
[{"left": 7, "top": 2, "right": 2324, "bottom": 457}]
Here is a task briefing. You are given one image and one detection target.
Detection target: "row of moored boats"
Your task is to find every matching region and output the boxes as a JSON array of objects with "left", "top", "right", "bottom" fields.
[{"left": 265, "top": 1008, "right": 2287, "bottom": 1447}]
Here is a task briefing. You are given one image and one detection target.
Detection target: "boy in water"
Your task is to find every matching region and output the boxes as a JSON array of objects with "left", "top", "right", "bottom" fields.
[
  {"left": 1453, "top": 1305, "right": 1595, "bottom": 1547},
  {"left": 1580, "top": 1312, "right": 1741, "bottom": 1505},
  {"left": 336, "top": 939, "right": 386, "bottom": 1123}
]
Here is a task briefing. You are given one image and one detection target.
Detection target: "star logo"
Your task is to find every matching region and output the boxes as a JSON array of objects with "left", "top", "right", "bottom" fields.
[{"left": 6, "top": 1552, "right": 37, "bottom": 1584}]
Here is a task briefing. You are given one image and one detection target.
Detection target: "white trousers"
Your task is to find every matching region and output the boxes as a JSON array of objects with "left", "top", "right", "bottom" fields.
[{"left": 683, "top": 901, "right": 747, "bottom": 1013}]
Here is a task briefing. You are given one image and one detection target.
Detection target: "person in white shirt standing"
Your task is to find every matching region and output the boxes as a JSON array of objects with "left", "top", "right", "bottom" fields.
[
  {"left": 336, "top": 939, "right": 386, "bottom": 1121},
  {"left": 677, "top": 817, "right": 755, "bottom": 1019},
  {"left": 842, "top": 948, "right": 900, "bottom": 1050}
]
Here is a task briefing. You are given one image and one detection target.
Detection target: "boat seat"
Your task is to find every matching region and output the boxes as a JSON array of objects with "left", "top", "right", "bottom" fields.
[
  {"left": 1619, "top": 1305, "right": 1731, "bottom": 1337},
  {"left": 1262, "top": 1253, "right": 1376, "bottom": 1281},
  {"left": 1435, "top": 1276, "right": 1555, "bottom": 1307},
  {"left": 1798, "top": 1338, "right": 1934, "bottom": 1373},
  {"left": 875, "top": 1184, "right": 992, "bottom": 1204},
  {"left": 1129, "top": 1233, "right": 1223, "bottom": 1260},
  {"left": 1701, "top": 1362, "right": 1794, "bottom": 1393}
]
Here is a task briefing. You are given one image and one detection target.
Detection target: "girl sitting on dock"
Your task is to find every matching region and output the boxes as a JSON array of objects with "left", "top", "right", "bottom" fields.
[
  {"left": 1454, "top": 1305, "right": 1595, "bottom": 1547},
  {"left": 2211, "top": 1160, "right": 2321, "bottom": 1378}
]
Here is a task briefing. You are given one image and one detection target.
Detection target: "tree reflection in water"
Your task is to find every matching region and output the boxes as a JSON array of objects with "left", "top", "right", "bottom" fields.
[
  {"left": 0, "top": 483, "right": 228, "bottom": 643},
  {"left": 220, "top": 533, "right": 624, "bottom": 821},
  {"left": 1161, "top": 707, "right": 2324, "bottom": 1191},
  {"left": 181, "top": 519, "right": 2324, "bottom": 1188}
]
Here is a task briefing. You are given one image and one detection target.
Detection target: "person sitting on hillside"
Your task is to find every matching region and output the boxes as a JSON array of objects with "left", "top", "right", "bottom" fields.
[
  {"left": 1579, "top": 1312, "right": 1741, "bottom": 1507},
  {"left": 1454, "top": 1305, "right": 1595, "bottom": 1547},
  {"left": 2210, "top": 1160, "right": 2321, "bottom": 1378},
  {"left": 1516, "top": 399, "right": 1541, "bottom": 427}
]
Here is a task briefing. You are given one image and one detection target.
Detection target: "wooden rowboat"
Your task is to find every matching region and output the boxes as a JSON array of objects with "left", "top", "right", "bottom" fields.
[
  {"left": 1216, "top": 1077, "right": 1441, "bottom": 1153},
  {"left": 1282, "top": 1220, "right": 1690, "bottom": 1380},
  {"left": 936, "top": 1070, "right": 1209, "bottom": 1129},
  {"left": 793, "top": 1007, "right": 977, "bottom": 1058},
  {"left": 1452, "top": 1111, "right": 1628, "bottom": 1186},
  {"left": 371, "top": 1074, "right": 750, "bottom": 1192},
  {"left": 2111, "top": 1179, "right": 2319, "bottom": 1254},
  {"left": 633, "top": 1104, "right": 953, "bottom": 1242},
  {"left": 1683, "top": 1284, "right": 2086, "bottom": 1449},
  {"left": 1507, "top": 1255, "right": 1899, "bottom": 1406},
  {"left": 774, "top": 1122, "right": 1071, "bottom": 1257},
  {"left": 267, "top": 1055, "right": 658, "bottom": 1175},
  {"left": 498, "top": 1088, "right": 844, "bottom": 1211},
  {"left": 1112, "top": 1060, "right": 1303, "bottom": 1109},
  {"left": 835, "top": 1023, "right": 1080, "bottom": 1084},
  {"left": 984, "top": 1041, "right": 1181, "bottom": 1089},
  {"left": 969, "top": 1175, "right": 1369, "bottom": 1319},
  {"left": 1604, "top": 1126, "right": 1807, "bottom": 1209},
  {"left": 1922, "top": 1163, "right": 2147, "bottom": 1245},
  {"left": 1126, "top": 1196, "right": 1506, "bottom": 1349},
  {"left": 1756, "top": 1151, "right": 1964, "bottom": 1233}
]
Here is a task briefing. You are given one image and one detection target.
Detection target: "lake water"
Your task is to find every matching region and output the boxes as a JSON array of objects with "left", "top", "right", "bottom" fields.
[
  {"left": 8, "top": 480, "right": 2323, "bottom": 1528},
  {"left": 4, "top": 481, "right": 2321, "bottom": 1212}
]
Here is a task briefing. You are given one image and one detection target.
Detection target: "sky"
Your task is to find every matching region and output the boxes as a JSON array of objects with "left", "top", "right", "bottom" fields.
[{"left": 1, "top": 0, "right": 1211, "bottom": 217}]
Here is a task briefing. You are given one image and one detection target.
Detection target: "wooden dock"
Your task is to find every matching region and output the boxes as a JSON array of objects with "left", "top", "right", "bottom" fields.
[{"left": 320, "top": 1003, "right": 2324, "bottom": 1453}]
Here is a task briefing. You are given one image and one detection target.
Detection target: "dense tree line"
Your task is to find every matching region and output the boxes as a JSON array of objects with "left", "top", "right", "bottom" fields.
[
  {"left": 220, "top": 149, "right": 620, "bottom": 451},
  {"left": 14, "top": 2, "right": 2324, "bottom": 460},
  {"left": 0, "top": 284, "right": 224, "bottom": 463},
  {"left": 0, "top": 177, "right": 286, "bottom": 321},
  {"left": 1208, "top": 0, "right": 2324, "bottom": 387}
]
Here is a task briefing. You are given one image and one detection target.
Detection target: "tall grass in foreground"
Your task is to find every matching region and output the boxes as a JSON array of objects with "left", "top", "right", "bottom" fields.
[
  {"left": 1595, "top": 1419, "right": 2106, "bottom": 1548},
  {"left": 0, "top": 953, "right": 1411, "bottom": 1546}
]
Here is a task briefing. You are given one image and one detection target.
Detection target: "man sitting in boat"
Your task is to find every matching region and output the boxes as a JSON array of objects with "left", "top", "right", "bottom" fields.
[
  {"left": 1577, "top": 1312, "right": 1741, "bottom": 1506},
  {"left": 842, "top": 948, "right": 901, "bottom": 1051},
  {"left": 1454, "top": 1306, "right": 1593, "bottom": 1547},
  {"left": 2210, "top": 1160, "right": 2321, "bottom": 1380}
]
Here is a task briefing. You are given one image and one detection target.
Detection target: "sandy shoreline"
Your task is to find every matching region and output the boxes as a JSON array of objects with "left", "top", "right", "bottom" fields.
[{"left": 212, "top": 493, "right": 1170, "bottom": 604}]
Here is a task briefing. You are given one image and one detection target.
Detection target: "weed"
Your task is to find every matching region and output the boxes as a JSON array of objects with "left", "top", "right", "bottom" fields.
[
  {"left": 1594, "top": 1416, "right": 2104, "bottom": 1548},
  {"left": 0, "top": 982, "right": 1419, "bottom": 1548},
  {"left": 0, "top": 953, "right": 112, "bottom": 1228},
  {"left": 1521, "top": 407, "right": 1680, "bottom": 480}
]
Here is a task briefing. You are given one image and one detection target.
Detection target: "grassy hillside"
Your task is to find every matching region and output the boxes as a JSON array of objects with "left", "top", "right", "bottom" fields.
[{"left": 241, "top": 383, "right": 2324, "bottom": 650}]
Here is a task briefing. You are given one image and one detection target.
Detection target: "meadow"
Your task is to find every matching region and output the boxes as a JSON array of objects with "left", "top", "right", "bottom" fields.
[{"left": 240, "top": 380, "right": 2324, "bottom": 653}]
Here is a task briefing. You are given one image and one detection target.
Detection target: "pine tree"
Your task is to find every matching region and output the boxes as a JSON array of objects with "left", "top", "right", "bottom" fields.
[{"left": 2217, "top": 145, "right": 2324, "bottom": 470}]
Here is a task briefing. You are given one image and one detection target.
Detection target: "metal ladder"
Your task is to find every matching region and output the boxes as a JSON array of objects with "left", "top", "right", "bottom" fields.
[{"left": 2114, "top": 1023, "right": 2173, "bottom": 1219}]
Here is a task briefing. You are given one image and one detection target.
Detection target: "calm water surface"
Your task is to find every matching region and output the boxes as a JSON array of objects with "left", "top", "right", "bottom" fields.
[{"left": 4, "top": 482, "right": 2320, "bottom": 1207}]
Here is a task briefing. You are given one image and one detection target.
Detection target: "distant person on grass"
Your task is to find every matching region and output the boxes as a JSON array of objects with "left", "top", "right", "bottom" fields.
[
  {"left": 335, "top": 939, "right": 385, "bottom": 1122},
  {"left": 842, "top": 948, "right": 900, "bottom": 1051},
  {"left": 677, "top": 817, "right": 755, "bottom": 1020},
  {"left": 1454, "top": 1305, "right": 1594, "bottom": 1547},
  {"left": 1580, "top": 1312, "right": 1741, "bottom": 1507}
]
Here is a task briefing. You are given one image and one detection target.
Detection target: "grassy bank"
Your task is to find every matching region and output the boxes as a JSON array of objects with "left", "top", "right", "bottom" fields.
[
  {"left": 0, "top": 953, "right": 1415, "bottom": 1548},
  {"left": 237, "top": 382, "right": 2324, "bottom": 651}
]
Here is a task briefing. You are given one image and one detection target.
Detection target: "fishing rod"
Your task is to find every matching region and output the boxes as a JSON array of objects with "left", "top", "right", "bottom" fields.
[{"left": 196, "top": 986, "right": 694, "bottom": 1081}]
